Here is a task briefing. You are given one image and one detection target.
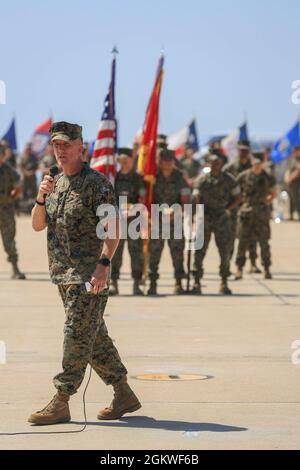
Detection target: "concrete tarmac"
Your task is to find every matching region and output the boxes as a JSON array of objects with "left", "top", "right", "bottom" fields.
[{"left": 0, "top": 215, "right": 299, "bottom": 450}]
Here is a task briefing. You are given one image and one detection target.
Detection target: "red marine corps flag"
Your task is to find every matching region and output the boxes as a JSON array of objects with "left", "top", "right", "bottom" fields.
[
  {"left": 90, "top": 48, "right": 118, "bottom": 182},
  {"left": 137, "top": 55, "right": 164, "bottom": 281},
  {"left": 137, "top": 54, "right": 164, "bottom": 210}
]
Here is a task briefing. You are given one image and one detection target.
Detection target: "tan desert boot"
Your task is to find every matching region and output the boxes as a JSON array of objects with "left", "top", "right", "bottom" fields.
[
  {"left": 219, "top": 279, "right": 232, "bottom": 295},
  {"left": 97, "top": 376, "right": 141, "bottom": 420},
  {"left": 11, "top": 261, "right": 26, "bottom": 280},
  {"left": 235, "top": 268, "right": 243, "bottom": 280},
  {"left": 28, "top": 391, "right": 71, "bottom": 425},
  {"left": 109, "top": 280, "right": 119, "bottom": 296}
]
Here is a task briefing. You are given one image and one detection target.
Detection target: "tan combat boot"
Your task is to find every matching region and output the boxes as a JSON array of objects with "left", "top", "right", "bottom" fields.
[
  {"left": 11, "top": 261, "right": 26, "bottom": 280},
  {"left": 191, "top": 277, "right": 202, "bottom": 295},
  {"left": 133, "top": 279, "right": 144, "bottom": 296},
  {"left": 235, "top": 268, "right": 243, "bottom": 280},
  {"left": 97, "top": 376, "right": 141, "bottom": 420},
  {"left": 147, "top": 279, "right": 157, "bottom": 296},
  {"left": 174, "top": 279, "right": 185, "bottom": 295},
  {"left": 249, "top": 263, "right": 262, "bottom": 274},
  {"left": 264, "top": 269, "right": 272, "bottom": 279},
  {"left": 219, "top": 279, "right": 232, "bottom": 295},
  {"left": 28, "top": 391, "right": 71, "bottom": 425},
  {"left": 109, "top": 280, "right": 119, "bottom": 296}
]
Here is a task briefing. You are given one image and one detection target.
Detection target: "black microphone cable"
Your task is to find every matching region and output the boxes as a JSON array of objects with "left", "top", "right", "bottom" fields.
[{"left": 0, "top": 365, "right": 93, "bottom": 436}]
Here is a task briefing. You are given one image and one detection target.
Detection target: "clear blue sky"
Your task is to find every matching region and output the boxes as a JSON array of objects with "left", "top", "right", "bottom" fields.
[{"left": 1, "top": 0, "right": 300, "bottom": 150}]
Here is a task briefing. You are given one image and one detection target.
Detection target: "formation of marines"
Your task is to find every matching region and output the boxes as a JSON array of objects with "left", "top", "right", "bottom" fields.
[
  {"left": 2, "top": 129, "right": 300, "bottom": 296},
  {"left": 107, "top": 136, "right": 278, "bottom": 296}
]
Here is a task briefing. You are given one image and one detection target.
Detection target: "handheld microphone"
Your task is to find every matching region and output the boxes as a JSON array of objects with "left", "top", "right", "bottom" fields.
[
  {"left": 49, "top": 165, "right": 59, "bottom": 178},
  {"left": 43, "top": 165, "right": 59, "bottom": 199}
]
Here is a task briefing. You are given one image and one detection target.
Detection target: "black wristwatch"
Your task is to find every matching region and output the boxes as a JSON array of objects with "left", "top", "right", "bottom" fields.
[
  {"left": 35, "top": 199, "right": 46, "bottom": 206},
  {"left": 97, "top": 257, "right": 111, "bottom": 267}
]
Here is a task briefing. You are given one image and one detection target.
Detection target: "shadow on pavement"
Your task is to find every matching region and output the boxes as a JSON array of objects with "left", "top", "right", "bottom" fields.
[{"left": 72, "top": 416, "right": 248, "bottom": 433}]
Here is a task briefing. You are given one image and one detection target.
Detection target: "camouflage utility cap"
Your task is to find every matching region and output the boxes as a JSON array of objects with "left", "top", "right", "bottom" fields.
[{"left": 50, "top": 121, "right": 82, "bottom": 143}]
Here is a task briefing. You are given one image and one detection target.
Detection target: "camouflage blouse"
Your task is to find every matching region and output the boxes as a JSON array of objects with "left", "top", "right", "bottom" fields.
[
  {"left": 193, "top": 171, "right": 240, "bottom": 215},
  {"left": 153, "top": 168, "right": 190, "bottom": 206},
  {"left": 237, "top": 169, "right": 276, "bottom": 213},
  {"left": 0, "top": 162, "right": 20, "bottom": 205},
  {"left": 45, "top": 162, "right": 118, "bottom": 284}
]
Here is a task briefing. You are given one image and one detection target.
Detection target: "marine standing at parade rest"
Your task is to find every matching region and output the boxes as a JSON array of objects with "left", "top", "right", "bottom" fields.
[
  {"left": 223, "top": 139, "right": 261, "bottom": 274},
  {"left": 284, "top": 145, "right": 300, "bottom": 221},
  {"left": 235, "top": 153, "right": 277, "bottom": 280},
  {"left": 148, "top": 148, "right": 191, "bottom": 295},
  {"left": 192, "top": 153, "right": 241, "bottom": 295},
  {"left": 179, "top": 144, "right": 201, "bottom": 187},
  {"left": 109, "top": 147, "right": 146, "bottom": 296},
  {"left": 0, "top": 144, "right": 26, "bottom": 279},
  {"left": 19, "top": 143, "right": 38, "bottom": 200}
]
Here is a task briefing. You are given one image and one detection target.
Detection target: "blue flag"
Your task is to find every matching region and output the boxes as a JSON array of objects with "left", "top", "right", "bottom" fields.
[
  {"left": 239, "top": 121, "right": 248, "bottom": 141},
  {"left": 2, "top": 118, "right": 17, "bottom": 151},
  {"left": 271, "top": 121, "right": 300, "bottom": 164},
  {"left": 187, "top": 119, "right": 199, "bottom": 151},
  {"left": 88, "top": 140, "right": 95, "bottom": 157}
]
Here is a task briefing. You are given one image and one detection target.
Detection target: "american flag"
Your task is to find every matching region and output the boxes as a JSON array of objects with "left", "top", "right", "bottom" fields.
[{"left": 90, "top": 53, "right": 117, "bottom": 181}]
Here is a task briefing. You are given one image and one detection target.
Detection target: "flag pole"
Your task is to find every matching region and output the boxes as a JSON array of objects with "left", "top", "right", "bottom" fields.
[
  {"left": 12, "top": 113, "right": 17, "bottom": 153},
  {"left": 110, "top": 46, "right": 118, "bottom": 181},
  {"left": 138, "top": 52, "right": 165, "bottom": 291}
]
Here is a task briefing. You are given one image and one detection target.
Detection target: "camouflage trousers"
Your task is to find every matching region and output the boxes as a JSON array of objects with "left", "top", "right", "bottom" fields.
[
  {"left": 111, "top": 236, "right": 144, "bottom": 281},
  {"left": 229, "top": 208, "right": 258, "bottom": 264},
  {"left": 0, "top": 204, "right": 18, "bottom": 263},
  {"left": 236, "top": 209, "right": 271, "bottom": 269},
  {"left": 193, "top": 212, "right": 231, "bottom": 281},
  {"left": 53, "top": 284, "right": 128, "bottom": 396},
  {"left": 148, "top": 225, "right": 185, "bottom": 281}
]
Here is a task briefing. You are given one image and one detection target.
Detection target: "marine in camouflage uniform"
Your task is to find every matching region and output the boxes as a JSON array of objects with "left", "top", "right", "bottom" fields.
[
  {"left": 0, "top": 145, "right": 26, "bottom": 279},
  {"left": 109, "top": 148, "right": 146, "bottom": 296},
  {"left": 20, "top": 143, "right": 39, "bottom": 200},
  {"left": 0, "top": 139, "right": 17, "bottom": 168},
  {"left": 262, "top": 147, "right": 276, "bottom": 219},
  {"left": 223, "top": 140, "right": 261, "bottom": 274},
  {"left": 40, "top": 143, "right": 57, "bottom": 176},
  {"left": 148, "top": 149, "right": 191, "bottom": 295},
  {"left": 46, "top": 164, "right": 128, "bottom": 392},
  {"left": 179, "top": 144, "right": 200, "bottom": 189},
  {"left": 209, "top": 141, "right": 228, "bottom": 167},
  {"left": 285, "top": 146, "right": 300, "bottom": 221},
  {"left": 235, "top": 154, "right": 277, "bottom": 280},
  {"left": 29, "top": 122, "right": 141, "bottom": 425},
  {"left": 192, "top": 153, "right": 241, "bottom": 295}
]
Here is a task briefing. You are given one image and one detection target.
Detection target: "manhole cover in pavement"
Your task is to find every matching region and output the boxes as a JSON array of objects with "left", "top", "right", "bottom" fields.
[{"left": 133, "top": 373, "right": 209, "bottom": 381}]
